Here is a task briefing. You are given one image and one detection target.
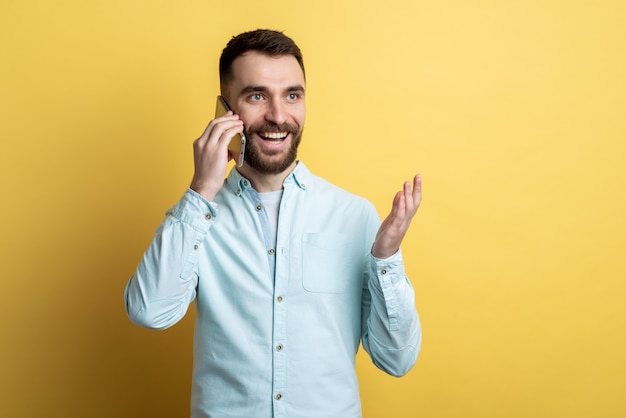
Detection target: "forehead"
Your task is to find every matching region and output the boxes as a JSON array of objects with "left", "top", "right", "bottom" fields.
[{"left": 228, "top": 51, "right": 305, "bottom": 93}]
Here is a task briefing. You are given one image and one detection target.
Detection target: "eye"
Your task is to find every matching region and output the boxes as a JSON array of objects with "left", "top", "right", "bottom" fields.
[
  {"left": 249, "top": 93, "right": 263, "bottom": 101},
  {"left": 287, "top": 93, "right": 300, "bottom": 101}
]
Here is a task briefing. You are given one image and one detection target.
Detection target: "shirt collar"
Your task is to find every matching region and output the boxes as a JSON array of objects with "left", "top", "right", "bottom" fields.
[{"left": 225, "top": 161, "right": 311, "bottom": 196}]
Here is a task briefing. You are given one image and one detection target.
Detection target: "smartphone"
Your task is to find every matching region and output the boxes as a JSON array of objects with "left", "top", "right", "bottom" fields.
[{"left": 215, "top": 95, "right": 246, "bottom": 167}]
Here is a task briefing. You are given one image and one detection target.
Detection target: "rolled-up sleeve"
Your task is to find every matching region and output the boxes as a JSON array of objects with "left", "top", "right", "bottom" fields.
[
  {"left": 361, "top": 250, "right": 422, "bottom": 377},
  {"left": 124, "top": 189, "right": 217, "bottom": 330}
]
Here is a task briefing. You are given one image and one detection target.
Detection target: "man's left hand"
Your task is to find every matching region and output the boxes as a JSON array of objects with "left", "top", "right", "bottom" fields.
[{"left": 371, "top": 174, "right": 422, "bottom": 259}]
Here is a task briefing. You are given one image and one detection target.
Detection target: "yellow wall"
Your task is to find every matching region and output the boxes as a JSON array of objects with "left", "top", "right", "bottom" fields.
[{"left": 1, "top": 1, "right": 624, "bottom": 417}]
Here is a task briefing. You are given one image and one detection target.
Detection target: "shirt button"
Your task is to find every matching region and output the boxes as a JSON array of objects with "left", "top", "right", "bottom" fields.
[
  {"left": 381, "top": 269, "right": 387, "bottom": 275},
  {"left": 194, "top": 244, "right": 199, "bottom": 250},
  {"left": 268, "top": 248, "right": 275, "bottom": 255},
  {"left": 276, "top": 296, "right": 283, "bottom": 302},
  {"left": 275, "top": 394, "right": 282, "bottom": 400},
  {"left": 256, "top": 204, "right": 262, "bottom": 211},
  {"left": 205, "top": 213, "right": 212, "bottom": 220},
  {"left": 276, "top": 344, "right": 283, "bottom": 351},
  {"left": 243, "top": 180, "right": 249, "bottom": 187}
]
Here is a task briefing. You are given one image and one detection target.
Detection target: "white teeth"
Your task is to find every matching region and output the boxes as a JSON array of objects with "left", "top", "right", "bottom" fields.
[{"left": 261, "top": 132, "right": 287, "bottom": 139}]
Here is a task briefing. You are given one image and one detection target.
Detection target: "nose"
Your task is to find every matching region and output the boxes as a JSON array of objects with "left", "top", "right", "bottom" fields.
[{"left": 265, "top": 99, "right": 287, "bottom": 125}]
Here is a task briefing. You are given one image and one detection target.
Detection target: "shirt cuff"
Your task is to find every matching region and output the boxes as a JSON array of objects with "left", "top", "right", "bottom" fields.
[
  {"left": 371, "top": 249, "right": 405, "bottom": 284},
  {"left": 168, "top": 188, "right": 218, "bottom": 233}
]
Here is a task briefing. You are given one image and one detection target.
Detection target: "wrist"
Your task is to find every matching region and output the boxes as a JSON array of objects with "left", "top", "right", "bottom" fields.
[
  {"left": 371, "top": 243, "right": 399, "bottom": 259},
  {"left": 189, "top": 180, "right": 220, "bottom": 202}
]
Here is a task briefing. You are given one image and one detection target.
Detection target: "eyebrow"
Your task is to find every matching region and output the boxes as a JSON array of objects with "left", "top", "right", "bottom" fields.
[{"left": 239, "top": 85, "right": 305, "bottom": 95}]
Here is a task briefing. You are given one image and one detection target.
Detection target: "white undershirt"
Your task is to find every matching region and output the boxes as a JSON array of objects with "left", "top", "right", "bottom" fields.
[{"left": 259, "top": 190, "right": 283, "bottom": 245}]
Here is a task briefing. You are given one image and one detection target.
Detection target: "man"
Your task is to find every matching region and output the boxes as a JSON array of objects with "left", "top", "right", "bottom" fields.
[{"left": 125, "top": 29, "right": 422, "bottom": 418}]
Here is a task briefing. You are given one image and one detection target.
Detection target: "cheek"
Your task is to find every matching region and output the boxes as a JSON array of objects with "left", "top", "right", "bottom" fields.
[
  {"left": 238, "top": 110, "right": 262, "bottom": 128},
  {"left": 293, "top": 106, "right": 306, "bottom": 126}
]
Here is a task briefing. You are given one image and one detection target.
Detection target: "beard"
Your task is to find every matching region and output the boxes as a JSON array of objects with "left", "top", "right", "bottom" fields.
[{"left": 243, "top": 122, "right": 303, "bottom": 175}]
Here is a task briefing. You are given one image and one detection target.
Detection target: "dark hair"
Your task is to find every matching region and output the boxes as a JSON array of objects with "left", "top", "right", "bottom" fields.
[{"left": 219, "top": 29, "right": 305, "bottom": 88}]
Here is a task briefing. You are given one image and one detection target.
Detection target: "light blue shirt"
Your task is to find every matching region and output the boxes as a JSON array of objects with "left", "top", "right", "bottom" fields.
[{"left": 125, "top": 162, "right": 421, "bottom": 418}]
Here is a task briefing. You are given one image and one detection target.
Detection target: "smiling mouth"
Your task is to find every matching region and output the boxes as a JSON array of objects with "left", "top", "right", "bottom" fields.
[{"left": 259, "top": 132, "right": 288, "bottom": 140}]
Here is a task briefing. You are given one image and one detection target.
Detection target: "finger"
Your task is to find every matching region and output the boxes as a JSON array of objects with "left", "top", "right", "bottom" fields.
[
  {"left": 198, "top": 113, "right": 240, "bottom": 143},
  {"left": 391, "top": 190, "right": 406, "bottom": 221},
  {"left": 413, "top": 174, "right": 422, "bottom": 194},
  {"left": 217, "top": 124, "right": 245, "bottom": 148},
  {"left": 399, "top": 180, "right": 414, "bottom": 213},
  {"left": 411, "top": 174, "right": 422, "bottom": 207},
  {"left": 404, "top": 180, "right": 412, "bottom": 200},
  {"left": 212, "top": 116, "right": 243, "bottom": 137},
  {"left": 194, "top": 121, "right": 243, "bottom": 165},
  {"left": 205, "top": 119, "right": 244, "bottom": 150}
]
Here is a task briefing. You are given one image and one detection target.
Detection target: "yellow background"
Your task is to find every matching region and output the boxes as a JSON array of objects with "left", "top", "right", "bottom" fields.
[{"left": 1, "top": 0, "right": 624, "bottom": 417}]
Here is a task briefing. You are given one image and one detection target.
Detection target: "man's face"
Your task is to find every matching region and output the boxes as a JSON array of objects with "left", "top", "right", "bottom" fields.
[{"left": 223, "top": 51, "right": 306, "bottom": 175}]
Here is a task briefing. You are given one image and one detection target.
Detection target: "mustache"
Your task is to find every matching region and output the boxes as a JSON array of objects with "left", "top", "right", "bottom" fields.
[{"left": 246, "top": 122, "right": 299, "bottom": 135}]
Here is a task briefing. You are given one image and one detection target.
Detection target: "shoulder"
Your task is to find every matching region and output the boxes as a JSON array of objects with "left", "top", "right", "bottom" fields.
[{"left": 300, "top": 165, "right": 376, "bottom": 214}]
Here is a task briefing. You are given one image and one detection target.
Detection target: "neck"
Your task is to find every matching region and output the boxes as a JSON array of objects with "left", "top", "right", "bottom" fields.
[{"left": 236, "top": 161, "right": 297, "bottom": 192}]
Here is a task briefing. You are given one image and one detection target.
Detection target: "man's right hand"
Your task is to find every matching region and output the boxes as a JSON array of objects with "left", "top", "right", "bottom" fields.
[{"left": 189, "top": 111, "right": 244, "bottom": 202}]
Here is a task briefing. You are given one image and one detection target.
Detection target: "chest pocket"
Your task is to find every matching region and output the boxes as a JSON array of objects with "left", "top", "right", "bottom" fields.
[{"left": 302, "top": 233, "right": 358, "bottom": 293}]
